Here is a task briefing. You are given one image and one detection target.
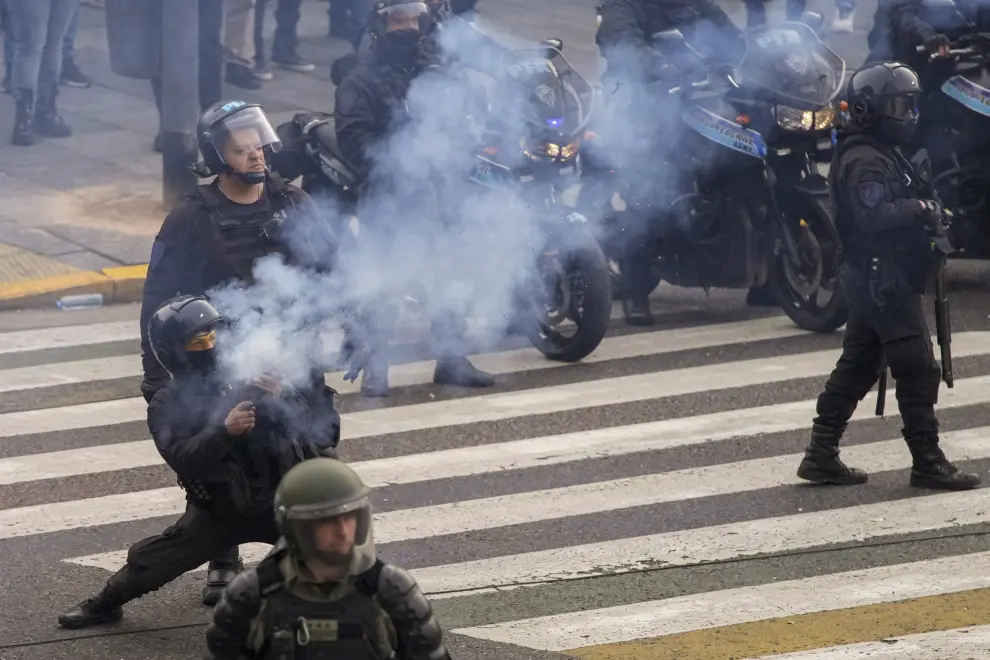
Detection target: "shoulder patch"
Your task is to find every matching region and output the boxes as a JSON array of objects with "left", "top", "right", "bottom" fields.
[
  {"left": 857, "top": 181, "right": 886, "bottom": 209},
  {"left": 149, "top": 240, "right": 166, "bottom": 273}
]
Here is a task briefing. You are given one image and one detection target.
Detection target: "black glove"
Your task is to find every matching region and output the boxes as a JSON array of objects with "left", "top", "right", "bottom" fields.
[{"left": 923, "top": 33, "right": 951, "bottom": 54}]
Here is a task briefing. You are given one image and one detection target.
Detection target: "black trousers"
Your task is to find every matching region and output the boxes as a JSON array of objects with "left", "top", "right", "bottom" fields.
[
  {"left": 254, "top": 0, "right": 303, "bottom": 64},
  {"left": 743, "top": 0, "right": 807, "bottom": 27},
  {"left": 149, "top": 0, "right": 223, "bottom": 120},
  {"left": 103, "top": 502, "right": 280, "bottom": 605},
  {"left": 814, "top": 271, "right": 942, "bottom": 438}
]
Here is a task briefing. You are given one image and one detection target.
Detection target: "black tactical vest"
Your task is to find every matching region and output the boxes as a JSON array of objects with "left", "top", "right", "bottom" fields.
[
  {"left": 258, "top": 558, "right": 395, "bottom": 660},
  {"left": 194, "top": 174, "right": 295, "bottom": 285},
  {"left": 829, "top": 134, "right": 935, "bottom": 276}
]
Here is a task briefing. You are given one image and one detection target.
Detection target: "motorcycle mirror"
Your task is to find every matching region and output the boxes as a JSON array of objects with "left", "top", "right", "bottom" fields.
[
  {"left": 652, "top": 29, "right": 686, "bottom": 50},
  {"left": 540, "top": 37, "right": 563, "bottom": 53},
  {"left": 799, "top": 11, "right": 825, "bottom": 34}
]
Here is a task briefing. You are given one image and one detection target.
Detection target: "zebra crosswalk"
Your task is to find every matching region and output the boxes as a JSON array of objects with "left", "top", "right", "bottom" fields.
[{"left": 2, "top": 296, "right": 990, "bottom": 660}]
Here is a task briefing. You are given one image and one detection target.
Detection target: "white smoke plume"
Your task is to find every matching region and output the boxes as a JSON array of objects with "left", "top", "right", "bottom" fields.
[{"left": 206, "top": 16, "right": 566, "bottom": 393}]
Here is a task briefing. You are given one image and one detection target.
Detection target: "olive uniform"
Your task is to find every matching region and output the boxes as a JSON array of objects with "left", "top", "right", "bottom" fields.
[{"left": 206, "top": 459, "right": 452, "bottom": 660}]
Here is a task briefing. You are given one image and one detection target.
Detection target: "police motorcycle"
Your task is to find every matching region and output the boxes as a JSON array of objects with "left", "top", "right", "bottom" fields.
[
  {"left": 906, "top": 0, "right": 990, "bottom": 257},
  {"left": 466, "top": 40, "right": 612, "bottom": 362},
  {"left": 584, "top": 16, "right": 848, "bottom": 333},
  {"left": 268, "top": 41, "right": 611, "bottom": 364}
]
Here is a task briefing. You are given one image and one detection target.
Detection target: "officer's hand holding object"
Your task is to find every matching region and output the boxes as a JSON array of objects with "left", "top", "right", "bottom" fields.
[{"left": 225, "top": 401, "right": 256, "bottom": 435}]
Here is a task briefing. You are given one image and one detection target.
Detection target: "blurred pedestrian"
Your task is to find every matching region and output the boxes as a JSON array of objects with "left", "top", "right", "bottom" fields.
[
  {"left": 59, "top": 1, "right": 92, "bottom": 88},
  {"left": 5, "top": 0, "right": 79, "bottom": 146},
  {"left": 254, "top": 0, "right": 315, "bottom": 73},
  {"left": 225, "top": 0, "right": 265, "bottom": 89}
]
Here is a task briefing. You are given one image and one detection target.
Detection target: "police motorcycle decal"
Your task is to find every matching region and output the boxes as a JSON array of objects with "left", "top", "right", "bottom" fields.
[
  {"left": 680, "top": 105, "right": 768, "bottom": 159},
  {"left": 941, "top": 76, "right": 990, "bottom": 117}
]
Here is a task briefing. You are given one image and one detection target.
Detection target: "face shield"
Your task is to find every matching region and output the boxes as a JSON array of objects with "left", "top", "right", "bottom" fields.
[
  {"left": 378, "top": 1, "right": 432, "bottom": 34},
  {"left": 209, "top": 106, "right": 283, "bottom": 182},
  {"left": 183, "top": 328, "right": 219, "bottom": 373},
  {"left": 285, "top": 495, "right": 374, "bottom": 570}
]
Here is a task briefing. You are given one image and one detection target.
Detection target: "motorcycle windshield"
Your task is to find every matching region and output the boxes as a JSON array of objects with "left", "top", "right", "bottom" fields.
[
  {"left": 501, "top": 48, "right": 596, "bottom": 138},
  {"left": 736, "top": 22, "right": 846, "bottom": 108}
]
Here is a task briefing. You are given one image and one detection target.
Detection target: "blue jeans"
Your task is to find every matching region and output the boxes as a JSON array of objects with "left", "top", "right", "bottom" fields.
[
  {"left": 5, "top": 0, "right": 77, "bottom": 95},
  {"left": 62, "top": 0, "right": 77, "bottom": 61}
]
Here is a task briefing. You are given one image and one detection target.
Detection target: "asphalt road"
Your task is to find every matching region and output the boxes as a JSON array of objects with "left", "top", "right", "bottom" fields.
[
  {"left": 3, "top": 259, "right": 990, "bottom": 660},
  {"left": 5, "top": 2, "right": 990, "bottom": 660}
]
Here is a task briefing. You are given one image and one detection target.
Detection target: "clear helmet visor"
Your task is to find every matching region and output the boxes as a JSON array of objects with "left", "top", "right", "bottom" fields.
[
  {"left": 378, "top": 1, "right": 431, "bottom": 32},
  {"left": 285, "top": 499, "right": 375, "bottom": 570},
  {"left": 210, "top": 106, "right": 283, "bottom": 168}
]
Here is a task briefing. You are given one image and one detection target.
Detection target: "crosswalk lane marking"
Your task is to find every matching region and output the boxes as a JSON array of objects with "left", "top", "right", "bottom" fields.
[
  {"left": 745, "top": 625, "right": 990, "bottom": 660},
  {"left": 64, "top": 471, "right": 990, "bottom": 593},
  {"left": 9, "top": 371, "right": 990, "bottom": 485},
  {"left": 450, "top": 552, "right": 990, "bottom": 651},
  {"left": 5, "top": 331, "right": 989, "bottom": 440},
  {"left": 27, "top": 422, "right": 990, "bottom": 547},
  {"left": 0, "top": 315, "right": 811, "bottom": 394}
]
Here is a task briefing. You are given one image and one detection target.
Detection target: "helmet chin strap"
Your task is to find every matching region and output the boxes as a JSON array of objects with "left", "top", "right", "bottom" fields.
[{"left": 234, "top": 169, "right": 267, "bottom": 185}]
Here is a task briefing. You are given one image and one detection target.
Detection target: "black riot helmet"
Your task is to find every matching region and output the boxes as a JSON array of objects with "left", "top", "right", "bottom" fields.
[
  {"left": 845, "top": 61, "right": 922, "bottom": 144},
  {"left": 370, "top": 0, "right": 433, "bottom": 64},
  {"left": 194, "top": 101, "right": 282, "bottom": 184},
  {"left": 148, "top": 295, "right": 225, "bottom": 377}
]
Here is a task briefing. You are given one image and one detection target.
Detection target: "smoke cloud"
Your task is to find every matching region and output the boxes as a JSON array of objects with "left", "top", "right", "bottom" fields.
[{"left": 205, "top": 16, "right": 568, "bottom": 397}]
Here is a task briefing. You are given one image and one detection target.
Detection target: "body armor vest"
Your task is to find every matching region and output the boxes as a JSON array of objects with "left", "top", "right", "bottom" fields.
[
  {"left": 259, "top": 560, "right": 395, "bottom": 660},
  {"left": 194, "top": 174, "right": 294, "bottom": 284}
]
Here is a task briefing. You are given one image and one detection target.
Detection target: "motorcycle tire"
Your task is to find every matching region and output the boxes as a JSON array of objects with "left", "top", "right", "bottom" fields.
[
  {"left": 769, "top": 205, "right": 848, "bottom": 334},
  {"left": 524, "top": 242, "right": 613, "bottom": 363}
]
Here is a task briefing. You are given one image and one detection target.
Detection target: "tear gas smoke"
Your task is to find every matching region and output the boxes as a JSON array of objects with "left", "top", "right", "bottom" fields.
[{"left": 206, "top": 18, "right": 563, "bottom": 395}]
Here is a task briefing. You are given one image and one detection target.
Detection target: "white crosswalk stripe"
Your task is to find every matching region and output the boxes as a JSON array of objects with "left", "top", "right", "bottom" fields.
[{"left": 3, "top": 304, "right": 990, "bottom": 660}]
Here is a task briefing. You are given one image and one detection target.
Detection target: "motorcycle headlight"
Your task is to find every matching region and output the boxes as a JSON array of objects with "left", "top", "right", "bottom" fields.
[
  {"left": 775, "top": 105, "right": 838, "bottom": 132},
  {"left": 522, "top": 137, "right": 581, "bottom": 163}
]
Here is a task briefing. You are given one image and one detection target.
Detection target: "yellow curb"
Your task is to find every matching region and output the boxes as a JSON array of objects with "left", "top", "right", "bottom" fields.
[{"left": 0, "top": 263, "right": 150, "bottom": 311}]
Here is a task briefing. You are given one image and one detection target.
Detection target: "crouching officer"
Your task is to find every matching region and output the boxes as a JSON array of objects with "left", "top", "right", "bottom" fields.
[
  {"left": 139, "top": 100, "right": 340, "bottom": 604},
  {"left": 797, "top": 61, "right": 980, "bottom": 491},
  {"left": 57, "top": 296, "right": 340, "bottom": 630},
  {"left": 205, "top": 458, "right": 453, "bottom": 660}
]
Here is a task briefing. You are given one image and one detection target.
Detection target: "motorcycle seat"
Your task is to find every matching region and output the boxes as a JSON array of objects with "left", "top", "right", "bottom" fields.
[{"left": 311, "top": 120, "right": 358, "bottom": 183}]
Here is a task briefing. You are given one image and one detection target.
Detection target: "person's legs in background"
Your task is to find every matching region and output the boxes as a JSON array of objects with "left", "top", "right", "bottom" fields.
[
  {"left": 59, "top": 0, "right": 90, "bottom": 88},
  {"left": 223, "top": 0, "right": 263, "bottom": 90},
  {"left": 1, "top": 0, "right": 18, "bottom": 93},
  {"left": 198, "top": 0, "right": 223, "bottom": 110},
  {"left": 252, "top": 0, "right": 273, "bottom": 80},
  {"left": 271, "top": 0, "right": 313, "bottom": 72},
  {"left": 832, "top": 0, "right": 856, "bottom": 32}
]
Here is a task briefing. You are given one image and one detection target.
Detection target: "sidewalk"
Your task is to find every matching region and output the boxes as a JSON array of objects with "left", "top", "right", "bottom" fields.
[{"left": 0, "top": 0, "right": 868, "bottom": 311}]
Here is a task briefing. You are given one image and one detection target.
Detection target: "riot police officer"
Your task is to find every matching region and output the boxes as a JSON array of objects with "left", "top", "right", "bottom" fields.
[
  {"left": 334, "top": 0, "right": 495, "bottom": 397},
  {"left": 138, "top": 100, "right": 340, "bottom": 605},
  {"left": 797, "top": 61, "right": 980, "bottom": 491},
  {"left": 205, "top": 458, "right": 453, "bottom": 660},
  {"left": 58, "top": 296, "right": 339, "bottom": 630},
  {"left": 866, "top": 0, "right": 954, "bottom": 67}
]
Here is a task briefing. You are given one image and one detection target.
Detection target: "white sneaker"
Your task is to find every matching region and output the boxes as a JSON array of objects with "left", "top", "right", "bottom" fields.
[{"left": 831, "top": 12, "right": 854, "bottom": 33}]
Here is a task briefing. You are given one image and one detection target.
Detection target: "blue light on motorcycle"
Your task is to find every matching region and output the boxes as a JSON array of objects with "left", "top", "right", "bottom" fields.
[
  {"left": 546, "top": 116, "right": 564, "bottom": 128},
  {"left": 831, "top": 128, "right": 837, "bottom": 146}
]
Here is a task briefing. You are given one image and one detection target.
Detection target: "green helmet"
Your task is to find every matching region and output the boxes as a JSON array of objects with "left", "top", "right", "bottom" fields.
[{"left": 274, "top": 458, "right": 375, "bottom": 569}]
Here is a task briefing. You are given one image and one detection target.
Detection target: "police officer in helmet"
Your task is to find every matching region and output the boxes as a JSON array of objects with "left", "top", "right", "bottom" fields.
[
  {"left": 59, "top": 296, "right": 338, "bottom": 629},
  {"left": 138, "top": 101, "right": 340, "bottom": 606},
  {"left": 334, "top": 0, "right": 495, "bottom": 397},
  {"left": 797, "top": 61, "right": 979, "bottom": 491},
  {"left": 205, "top": 458, "right": 453, "bottom": 660}
]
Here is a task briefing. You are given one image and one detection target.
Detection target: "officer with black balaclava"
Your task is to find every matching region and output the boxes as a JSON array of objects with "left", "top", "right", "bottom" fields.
[
  {"left": 58, "top": 296, "right": 340, "bottom": 630},
  {"left": 138, "top": 101, "right": 340, "bottom": 606},
  {"left": 205, "top": 459, "right": 453, "bottom": 660},
  {"left": 334, "top": 0, "right": 495, "bottom": 397},
  {"left": 797, "top": 61, "right": 979, "bottom": 491}
]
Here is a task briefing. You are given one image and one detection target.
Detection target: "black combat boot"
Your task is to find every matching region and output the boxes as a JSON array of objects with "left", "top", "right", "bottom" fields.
[
  {"left": 797, "top": 423, "right": 869, "bottom": 485},
  {"left": 906, "top": 435, "right": 981, "bottom": 490},
  {"left": 11, "top": 89, "right": 34, "bottom": 146},
  {"left": 34, "top": 85, "right": 72, "bottom": 138},
  {"left": 57, "top": 585, "right": 124, "bottom": 629},
  {"left": 746, "top": 283, "right": 778, "bottom": 307},
  {"left": 622, "top": 296, "right": 654, "bottom": 326},
  {"left": 201, "top": 557, "right": 243, "bottom": 606},
  {"left": 434, "top": 356, "right": 495, "bottom": 387}
]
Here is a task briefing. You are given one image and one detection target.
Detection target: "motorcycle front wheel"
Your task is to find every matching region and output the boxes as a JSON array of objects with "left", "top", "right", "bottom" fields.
[
  {"left": 769, "top": 199, "right": 848, "bottom": 334},
  {"left": 520, "top": 237, "right": 613, "bottom": 362}
]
